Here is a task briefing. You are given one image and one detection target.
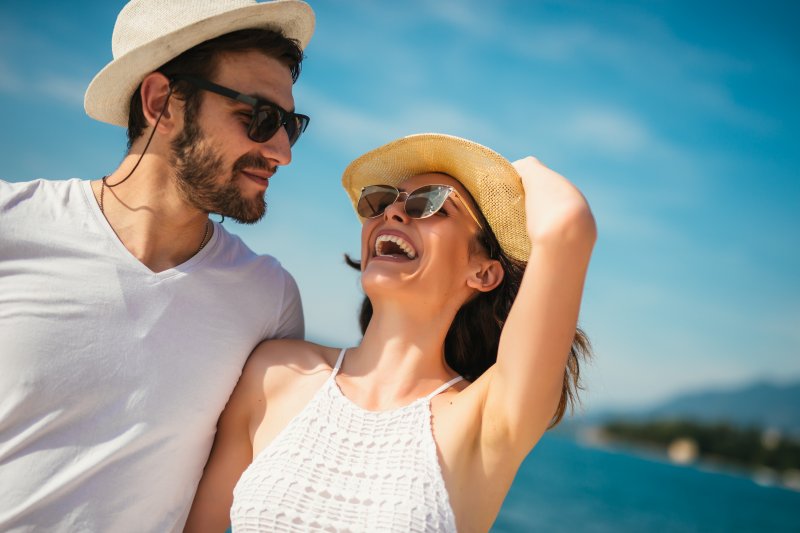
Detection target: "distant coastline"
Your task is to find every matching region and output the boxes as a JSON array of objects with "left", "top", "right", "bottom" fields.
[
  {"left": 577, "top": 419, "right": 800, "bottom": 492},
  {"left": 563, "top": 379, "right": 800, "bottom": 492}
]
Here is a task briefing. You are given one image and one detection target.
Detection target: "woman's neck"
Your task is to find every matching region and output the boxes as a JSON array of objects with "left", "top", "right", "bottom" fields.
[{"left": 338, "top": 300, "right": 461, "bottom": 410}]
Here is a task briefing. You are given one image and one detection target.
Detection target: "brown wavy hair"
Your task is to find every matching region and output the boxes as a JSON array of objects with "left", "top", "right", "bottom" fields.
[{"left": 346, "top": 190, "right": 591, "bottom": 428}]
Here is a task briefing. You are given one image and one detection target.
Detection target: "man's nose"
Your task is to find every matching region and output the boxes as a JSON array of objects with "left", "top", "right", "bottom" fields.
[{"left": 256, "top": 126, "right": 292, "bottom": 167}]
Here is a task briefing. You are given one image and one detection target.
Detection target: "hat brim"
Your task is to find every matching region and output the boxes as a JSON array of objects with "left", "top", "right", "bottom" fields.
[
  {"left": 85, "top": 0, "right": 314, "bottom": 127},
  {"left": 342, "top": 133, "right": 531, "bottom": 262}
]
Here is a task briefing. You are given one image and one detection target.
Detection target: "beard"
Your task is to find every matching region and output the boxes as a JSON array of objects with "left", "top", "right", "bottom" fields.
[{"left": 169, "top": 110, "right": 273, "bottom": 224}]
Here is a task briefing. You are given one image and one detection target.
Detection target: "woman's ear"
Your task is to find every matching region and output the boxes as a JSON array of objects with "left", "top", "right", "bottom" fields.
[
  {"left": 139, "top": 72, "right": 179, "bottom": 135},
  {"left": 466, "top": 258, "right": 504, "bottom": 293}
]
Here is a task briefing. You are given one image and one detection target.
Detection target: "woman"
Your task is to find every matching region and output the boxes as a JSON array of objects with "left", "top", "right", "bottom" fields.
[{"left": 185, "top": 133, "right": 596, "bottom": 532}]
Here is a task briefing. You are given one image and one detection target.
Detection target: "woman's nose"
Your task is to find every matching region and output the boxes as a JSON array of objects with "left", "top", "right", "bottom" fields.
[{"left": 383, "top": 193, "right": 410, "bottom": 223}]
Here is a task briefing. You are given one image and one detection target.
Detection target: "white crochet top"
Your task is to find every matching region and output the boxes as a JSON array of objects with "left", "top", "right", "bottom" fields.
[{"left": 230, "top": 348, "right": 463, "bottom": 532}]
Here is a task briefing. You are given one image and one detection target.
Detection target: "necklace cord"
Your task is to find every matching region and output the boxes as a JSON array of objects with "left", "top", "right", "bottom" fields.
[
  {"left": 100, "top": 84, "right": 176, "bottom": 212},
  {"left": 98, "top": 83, "right": 210, "bottom": 258},
  {"left": 196, "top": 220, "right": 211, "bottom": 254}
]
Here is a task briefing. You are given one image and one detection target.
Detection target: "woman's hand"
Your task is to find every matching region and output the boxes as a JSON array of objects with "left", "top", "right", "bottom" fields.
[{"left": 512, "top": 156, "right": 596, "bottom": 248}]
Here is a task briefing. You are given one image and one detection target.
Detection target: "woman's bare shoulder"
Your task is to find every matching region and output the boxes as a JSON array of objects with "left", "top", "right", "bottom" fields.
[{"left": 239, "top": 339, "right": 343, "bottom": 394}]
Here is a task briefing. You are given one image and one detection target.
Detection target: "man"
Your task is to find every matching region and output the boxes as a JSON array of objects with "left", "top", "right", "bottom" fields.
[{"left": 0, "top": 1, "right": 314, "bottom": 531}]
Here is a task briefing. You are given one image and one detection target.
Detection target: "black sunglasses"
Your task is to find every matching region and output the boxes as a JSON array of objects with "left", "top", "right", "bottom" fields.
[
  {"left": 169, "top": 75, "right": 310, "bottom": 146},
  {"left": 357, "top": 184, "right": 483, "bottom": 229}
]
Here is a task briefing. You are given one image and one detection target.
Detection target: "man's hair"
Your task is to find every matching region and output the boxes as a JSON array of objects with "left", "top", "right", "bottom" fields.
[
  {"left": 126, "top": 28, "right": 304, "bottom": 148},
  {"left": 345, "top": 190, "right": 592, "bottom": 429}
]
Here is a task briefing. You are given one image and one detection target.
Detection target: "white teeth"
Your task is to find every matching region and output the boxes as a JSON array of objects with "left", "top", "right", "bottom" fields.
[{"left": 375, "top": 234, "right": 417, "bottom": 259}]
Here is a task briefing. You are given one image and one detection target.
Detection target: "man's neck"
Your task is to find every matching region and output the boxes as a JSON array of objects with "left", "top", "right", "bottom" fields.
[{"left": 91, "top": 154, "right": 212, "bottom": 273}]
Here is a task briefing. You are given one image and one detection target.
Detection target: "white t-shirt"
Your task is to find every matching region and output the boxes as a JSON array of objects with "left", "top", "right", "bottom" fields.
[{"left": 0, "top": 179, "right": 304, "bottom": 532}]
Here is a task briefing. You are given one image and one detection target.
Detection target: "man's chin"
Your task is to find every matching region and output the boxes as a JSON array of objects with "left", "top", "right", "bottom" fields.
[
  {"left": 229, "top": 214, "right": 264, "bottom": 225},
  {"left": 222, "top": 203, "right": 267, "bottom": 225}
]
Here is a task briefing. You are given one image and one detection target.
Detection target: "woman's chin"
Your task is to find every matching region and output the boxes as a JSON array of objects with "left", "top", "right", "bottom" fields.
[{"left": 360, "top": 265, "right": 419, "bottom": 297}]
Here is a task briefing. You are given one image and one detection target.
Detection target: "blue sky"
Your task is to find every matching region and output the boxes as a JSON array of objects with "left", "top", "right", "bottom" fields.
[{"left": 1, "top": 0, "right": 798, "bottom": 411}]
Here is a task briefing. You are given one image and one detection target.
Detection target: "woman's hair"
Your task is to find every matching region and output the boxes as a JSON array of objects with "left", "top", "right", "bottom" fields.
[
  {"left": 126, "top": 28, "right": 304, "bottom": 148},
  {"left": 345, "top": 187, "right": 591, "bottom": 428}
]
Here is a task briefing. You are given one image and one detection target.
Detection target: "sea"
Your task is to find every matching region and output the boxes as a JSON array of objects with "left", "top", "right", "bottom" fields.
[{"left": 493, "top": 433, "right": 800, "bottom": 532}]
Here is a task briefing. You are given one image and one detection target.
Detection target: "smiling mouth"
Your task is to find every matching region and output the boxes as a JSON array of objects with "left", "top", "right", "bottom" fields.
[
  {"left": 375, "top": 234, "right": 417, "bottom": 259},
  {"left": 241, "top": 169, "right": 271, "bottom": 182}
]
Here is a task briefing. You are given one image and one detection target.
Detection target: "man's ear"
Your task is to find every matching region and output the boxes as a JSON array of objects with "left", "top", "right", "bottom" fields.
[
  {"left": 139, "top": 72, "right": 180, "bottom": 134},
  {"left": 466, "top": 258, "right": 504, "bottom": 293}
]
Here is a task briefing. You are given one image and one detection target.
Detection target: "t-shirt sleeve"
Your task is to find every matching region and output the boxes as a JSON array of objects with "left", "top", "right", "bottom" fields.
[{"left": 272, "top": 268, "right": 304, "bottom": 340}]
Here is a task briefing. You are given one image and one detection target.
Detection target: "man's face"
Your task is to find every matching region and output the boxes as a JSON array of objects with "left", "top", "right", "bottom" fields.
[{"left": 170, "top": 51, "right": 296, "bottom": 224}]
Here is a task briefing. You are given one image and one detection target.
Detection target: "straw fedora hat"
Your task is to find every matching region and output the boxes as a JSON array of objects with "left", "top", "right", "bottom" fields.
[
  {"left": 84, "top": 0, "right": 315, "bottom": 127},
  {"left": 342, "top": 133, "right": 531, "bottom": 262}
]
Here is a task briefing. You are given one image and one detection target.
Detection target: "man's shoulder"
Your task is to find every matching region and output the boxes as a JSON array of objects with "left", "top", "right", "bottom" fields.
[
  {"left": 211, "top": 226, "right": 285, "bottom": 269},
  {"left": 1, "top": 177, "right": 82, "bottom": 191},
  {"left": 0, "top": 178, "right": 85, "bottom": 212},
  {"left": 210, "top": 226, "right": 297, "bottom": 283}
]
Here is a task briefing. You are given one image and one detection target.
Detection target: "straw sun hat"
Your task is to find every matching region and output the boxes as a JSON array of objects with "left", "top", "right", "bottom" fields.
[
  {"left": 84, "top": 0, "right": 315, "bottom": 127},
  {"left": 342, "top": 134, "right": 531, "bottom": 262}
]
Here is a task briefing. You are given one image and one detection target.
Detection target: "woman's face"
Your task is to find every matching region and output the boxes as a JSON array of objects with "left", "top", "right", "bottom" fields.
[{"left": 359, "top": 172, "right": 485, "bottom": 306}]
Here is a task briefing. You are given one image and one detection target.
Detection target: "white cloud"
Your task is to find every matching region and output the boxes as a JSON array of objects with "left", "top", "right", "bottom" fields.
[
  {"left": 502, "top": 12, "right": 770, "bottom": 132},
  {"left": 0, "top": 16, "right": 89, "bottom": 106},
  {"left": 0, "top": 57, "right": 22, "bottom": 92},
  {"left": 38, "top": 75, "right": 87, "bottom": 106},
  {"left": 588, "top": 192, "right": 681, "bottom": 244},
  {"left": 679, "top": 79, "right": 778, "bottom": 134},
  {"left": 0, "top": 60, "right": 88, "bottom": 106},
  {"left": 508, "top": 23, "right": 598, "bottom": 62},
  {"left": 560, "top": 107, "right": 651, "bottom": 155},
  {"left": 297, "top": 85, "right": 500, "bottom": 155},
  {"left": 423, "top": 0, "right": 497, "bottom": 37}
]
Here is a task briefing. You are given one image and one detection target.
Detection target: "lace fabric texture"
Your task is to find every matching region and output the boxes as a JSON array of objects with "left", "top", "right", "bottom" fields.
[{"left": 230, "top": 349, "right": 461, "bottom": 532}]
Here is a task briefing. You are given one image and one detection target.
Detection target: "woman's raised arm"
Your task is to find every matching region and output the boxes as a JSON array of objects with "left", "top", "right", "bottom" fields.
[{"left": 481, "top": 156, "right": 597, "bottom": 458}]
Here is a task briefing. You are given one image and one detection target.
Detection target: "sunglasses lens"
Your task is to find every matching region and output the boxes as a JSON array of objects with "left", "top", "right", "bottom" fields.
[
  {"left": 249, "top": 107, "right": 282, "bottom": 142},
  {"left": 357, "top": 186, "right": 398, "bottom": 218},
  {"left": 405, "top": 185, "right": 450, "bottom": 218},
  {"left": 250, "top": 107, "right": 310, "bottom": 146},
  {"left": 285, "top": 114, "right": 310, "bottom": 146}
]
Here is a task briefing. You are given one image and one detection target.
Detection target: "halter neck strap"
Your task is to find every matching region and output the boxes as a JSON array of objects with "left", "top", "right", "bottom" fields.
[
  {"left": 331, "top": 348, "right": 347, "bottom": 377},
  {"left": 425, "top": 375, "right": 465, "bottom": 400},
  {"left": 331, "top": 349, "right": 463, "bottom": 400}
]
